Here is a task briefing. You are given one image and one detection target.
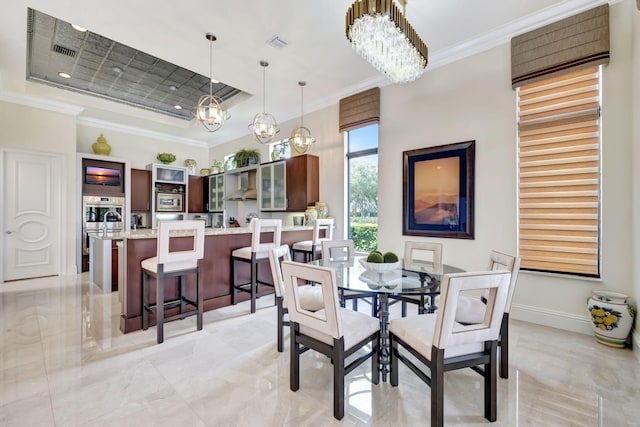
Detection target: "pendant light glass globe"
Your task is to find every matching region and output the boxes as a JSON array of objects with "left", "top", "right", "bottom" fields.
[
  {"left": 195, "top": 33, "right": 230, "bottom": 132},
  {"left": 249, "top": 60, "right": 280, "bottom": 144},
  {"left": 288, "top": 81, "right": 315, "bottom": 154}
]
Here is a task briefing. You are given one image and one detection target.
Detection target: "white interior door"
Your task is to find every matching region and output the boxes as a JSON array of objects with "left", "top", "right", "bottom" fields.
[{"left": 2, "top": 150, "right": 61, "bottom": 281}]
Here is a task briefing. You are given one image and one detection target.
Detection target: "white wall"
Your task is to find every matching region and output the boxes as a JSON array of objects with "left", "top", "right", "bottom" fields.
[
  {"left": 77, "top": 125, "right": 209, "bottom": 170},
  {"left": 210, "top": 1, "right": 637, "bottom": 335},
  {"left": 631, "top": 1, "right": 640, "bottom": 343},
  {"left": 0, "top": 101, "right": 78, "bottom": 275}
]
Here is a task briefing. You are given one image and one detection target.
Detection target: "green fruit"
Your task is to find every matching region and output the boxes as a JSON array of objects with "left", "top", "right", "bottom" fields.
[
  {"left": 383, "top": 252, "right": 399, "bottom": 263},
  {"left": 366, "top": 252, "right": 384, "bottom": 263},
  {"left": 372, "top": 250, "right": 383, "bottom": 256}
]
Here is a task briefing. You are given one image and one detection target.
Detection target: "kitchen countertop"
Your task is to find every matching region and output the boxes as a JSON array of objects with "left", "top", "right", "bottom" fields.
[{"left": 90, "top": 225, "right": 314, "bottom": 240}]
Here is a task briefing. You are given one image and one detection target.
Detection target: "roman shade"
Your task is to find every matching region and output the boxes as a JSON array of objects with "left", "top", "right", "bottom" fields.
[
  {"left": 339, "top": 87, "right": 380, "bottom": 132},
  {"left": 517, "top": 66, "right": 600, "bottom": 277},
  {"left": 511, "top": 4, "right": 609, "bottom": 88}
]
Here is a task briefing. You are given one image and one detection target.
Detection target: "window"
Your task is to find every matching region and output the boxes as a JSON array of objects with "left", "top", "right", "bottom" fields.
[
  {"left": 517, "top": 66, "right": 601, "bottom": 277},
  {"left": 346, "top": 124, "right": 378, "bottom": 251}
]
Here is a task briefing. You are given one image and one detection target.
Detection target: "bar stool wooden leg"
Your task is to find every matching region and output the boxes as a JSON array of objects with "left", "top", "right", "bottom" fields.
[
  {"left": 142, "top": 271, "right": 149, "bottom": 330},
  {"left": 156, "top": 266, "right": 165, "bottom": 344},
  {"left": 197, "top": 263, "right": 203, "bottom": 331}
]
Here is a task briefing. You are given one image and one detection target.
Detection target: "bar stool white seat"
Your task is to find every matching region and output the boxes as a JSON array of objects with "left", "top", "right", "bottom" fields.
[{"left": 141, "top": 220, "right": 205, "bottom": 344}]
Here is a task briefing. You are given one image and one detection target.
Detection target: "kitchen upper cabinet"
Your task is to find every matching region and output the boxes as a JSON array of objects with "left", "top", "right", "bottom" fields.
[
  {"left": 260, "top": 161, "right": 286, "bottom": 211},
  {"left": 188, "top": 175, "right": 204, "bottom": 213},
  {"left": 260, "top": 154, "right": 319, "bottom": 212},
  {"left": 206, "top": 173, "right": 225, "bottom": 212},
  {"left": 131, "top": 168, "right": 151, "bottom": 212}
]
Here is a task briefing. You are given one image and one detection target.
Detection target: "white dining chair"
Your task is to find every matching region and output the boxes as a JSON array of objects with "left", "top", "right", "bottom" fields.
[
  {"left": 281, "top": 260, "right": 380, "bottom": 420},
  {"left": 321, "top": 239, "right": 378, "bottom": 317},
  {"left": 391, "top": 241, "right": 443, "bottom": 316},
  {"left": 268, "top": 245, "right": 324, "bottom": 352},
  {"left": 454, "top": 250, "right": 520, "bottom": 378},
  {"left": 389, "top": 270, "right": 511, "bottom": 426}
]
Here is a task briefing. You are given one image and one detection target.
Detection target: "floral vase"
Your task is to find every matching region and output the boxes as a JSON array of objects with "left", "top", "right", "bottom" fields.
[
  {"left": 315, "top": 202, "right": 328, "bottom": 218},
  {"left": 92, "top": 133, "right": 111, "bottom": 155},
  {"left": 587, "top": 291, "right": 636, "bottom": 348},
  {"left": 304, "top": 205, "right": 317, "bottom": 226}
]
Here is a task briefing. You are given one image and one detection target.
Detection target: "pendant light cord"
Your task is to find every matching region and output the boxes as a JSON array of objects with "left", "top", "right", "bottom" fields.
[{"left": 208, "top": 38, "right": 213, "bottom": 98}]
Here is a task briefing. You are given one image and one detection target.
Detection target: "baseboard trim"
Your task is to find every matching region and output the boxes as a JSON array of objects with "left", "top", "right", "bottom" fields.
[{"left": 511, "top": 303, "right": 592, "bottom": 335}]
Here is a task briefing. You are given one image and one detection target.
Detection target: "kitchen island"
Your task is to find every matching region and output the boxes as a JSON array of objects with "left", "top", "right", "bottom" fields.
[{"left": 115, "top": 226, "right": 314, "bottom": 333}]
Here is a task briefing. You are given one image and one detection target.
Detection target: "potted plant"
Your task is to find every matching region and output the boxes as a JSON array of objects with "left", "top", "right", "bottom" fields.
[{"left": 234, "top": 149, "right": 260, "bottom": 167}]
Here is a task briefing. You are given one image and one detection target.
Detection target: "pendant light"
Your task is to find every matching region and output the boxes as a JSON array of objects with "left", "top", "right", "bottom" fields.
[
  {"left": 249, "top": 60, "right": 280, "bottom": 144},
  {"left": 195, "top": 33, "right": 230, "bottom": 132},
  {"left": 288, "top": 81, "right": 315, "bottom": 154}
]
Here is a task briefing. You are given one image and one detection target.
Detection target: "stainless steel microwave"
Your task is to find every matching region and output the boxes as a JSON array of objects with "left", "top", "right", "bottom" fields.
[{"left": 156, "top": 193, "right": 183, "bottom": 212}]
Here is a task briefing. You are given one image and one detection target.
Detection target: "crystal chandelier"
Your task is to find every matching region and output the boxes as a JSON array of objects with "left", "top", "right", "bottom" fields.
[
  {"left": 249, "top": 60, "right": 280, "bottom": 144},
  {"left": 288, "top": 81, "right": 315, "bottom": 154},
  {"left": 346, "top": 0, "right": 428, "bottom": 83},
  {"left": 195, "top": 33, "right": 230, "bottom": 132}
]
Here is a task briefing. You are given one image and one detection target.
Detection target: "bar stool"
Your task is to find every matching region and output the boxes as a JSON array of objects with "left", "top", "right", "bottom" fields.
[
  {"left": 291, "top": 218, "right": 334, "bottom": 262},
  {"left": 141, "top": 220, "right": 205, "bottom": 344},
  {"left": 231, "top": 218, "right": 282, "bottom": 314}
]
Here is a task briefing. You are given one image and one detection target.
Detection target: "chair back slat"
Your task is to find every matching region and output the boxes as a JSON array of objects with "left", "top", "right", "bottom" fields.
[
  {"left": 156, "top": 220, "right": 205, "bottom": 265},
  {"left": 433, "top": 270, "right": 510, "bottom": 349},
  {"left": 269, "top": 245, "right": 291, "bottom": 298},
  {"left": 487, "top": 250, "right": 521, "bottom": 314},
  {"left": 321, "top": 239, "right": 354, "bottom": 260},
  {"left": 250, "top": 218, "right": 282, "bottom": 253},
  {"left": 403, "top": 241, "right": 443, "bottom": 270},
  {"left": 281, "top": 261, "right": 342, "bottom": 339},
  {"left": 312, "top": 218, "right": 334, "bottom": 245}
]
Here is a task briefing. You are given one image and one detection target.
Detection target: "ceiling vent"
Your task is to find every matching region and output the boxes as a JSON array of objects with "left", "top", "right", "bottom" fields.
[
  {"left": 267, "top": 35, "right": 288, "bottom": 49},
  {"left": 52, "top": 44, "right": 77, "bottom": 57}
]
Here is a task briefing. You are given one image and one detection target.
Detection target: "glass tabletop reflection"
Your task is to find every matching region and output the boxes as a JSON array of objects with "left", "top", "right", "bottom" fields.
[{"left": 310, "top": 256, "right": 464, "bottom": 295}]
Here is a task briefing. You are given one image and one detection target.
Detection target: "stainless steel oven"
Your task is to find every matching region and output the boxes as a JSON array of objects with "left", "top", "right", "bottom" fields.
[{"left": 82, "top": 196, "right": 125, "bottom": 270}]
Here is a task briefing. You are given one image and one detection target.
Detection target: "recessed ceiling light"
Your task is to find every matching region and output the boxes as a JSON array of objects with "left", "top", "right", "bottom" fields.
[
  {"left": 169, "top": 85, "right": 177, "bottom": 91},
  {"left": 71, "top": 24, "right": 87, "bottom": 32},
  {"left": 112, "top": 66, "right": 123, "bottom": 74},
  {"left": 174, "top": 105, "right": 182, "bottom": 110},
  {"left": 210, "top": 78, "right": 219, "bottom": 84},
  {"left": 58, "top": 72, "right": 71, "bottom": 79}
]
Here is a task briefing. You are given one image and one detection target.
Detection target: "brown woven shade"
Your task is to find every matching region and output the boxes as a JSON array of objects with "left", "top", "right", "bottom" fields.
[
  {"left": 511, "top": 5, "right": 609, "bottom": 88},
  {"left": 339, "top": 87, "right": 380, "bottom": 132}
]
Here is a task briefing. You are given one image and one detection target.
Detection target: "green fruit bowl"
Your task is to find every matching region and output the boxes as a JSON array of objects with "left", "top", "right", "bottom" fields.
[{"left": 157, "top": 152, "right": 176, "bottom": 164}]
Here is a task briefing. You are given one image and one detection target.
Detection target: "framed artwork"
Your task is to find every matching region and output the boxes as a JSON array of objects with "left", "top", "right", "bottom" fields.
[{"left": 403, "top": 140, "right": 475, "bottom": 239}]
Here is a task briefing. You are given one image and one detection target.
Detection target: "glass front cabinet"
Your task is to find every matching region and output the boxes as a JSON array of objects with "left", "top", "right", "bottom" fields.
[
  {"left": 260, "top": 161, "right": 286, "bottom": 211},
  {"left": 207, "top": 174, "right": 225, "bottom": 212}
]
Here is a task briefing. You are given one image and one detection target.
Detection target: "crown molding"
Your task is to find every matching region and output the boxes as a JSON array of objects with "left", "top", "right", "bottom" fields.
[
  {"left": 76, "top": 116, "right": 209, "bottom": 148},
  {"left": 0, "top": 90, "right": 84, "bottom": 116},
  {"left": 428, "top": 0, "right": 618, "bottom": 70}
]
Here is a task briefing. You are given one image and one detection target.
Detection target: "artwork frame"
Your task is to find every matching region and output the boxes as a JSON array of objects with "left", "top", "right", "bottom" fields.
[{"left": 403, "top": 140, "right": 475, "bottom": 239}]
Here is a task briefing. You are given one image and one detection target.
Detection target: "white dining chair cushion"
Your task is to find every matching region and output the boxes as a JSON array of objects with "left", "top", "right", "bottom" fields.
[
  {"left": 282, "top": 285, "right": 324, "bottom": 312},
  {"left": 300, "top": 307, "right": 379, "bottom": 350},
  {"left": 390, "top": 314, "right": 483, "bottom": 359},
  {"left": 454, "top": 294, "right": 487, "bottom": 324},
  {"left": 141, "top": 256, "right": 197, "bottom": 273}
]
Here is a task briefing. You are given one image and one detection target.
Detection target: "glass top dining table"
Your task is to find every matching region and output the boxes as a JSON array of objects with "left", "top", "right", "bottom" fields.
[{"left": 310, "top": 256, "right": 465, "bottom": 381}]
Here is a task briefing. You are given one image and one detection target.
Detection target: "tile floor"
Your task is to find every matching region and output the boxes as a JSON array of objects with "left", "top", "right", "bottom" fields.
[{"left": 0, "top": 274, "right": 638, "bottom": 426}]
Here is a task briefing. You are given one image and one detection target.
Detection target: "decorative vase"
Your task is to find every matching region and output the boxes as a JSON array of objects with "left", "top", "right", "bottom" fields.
[
  {"left": 315, "top": 202, "right": 328, "bottom": 218},
  {"left": 184, "top": 159, "right": 197, "bottom": 175},
  {"left": 92, "top": 133, "right": 111, "bottom": 155},
  {"left": 271, "top": 146, "right": 282, "bottom": 161},
  {"left": 304, "top": 205, "right": 317, "bottom": 226},
  {"left": 587, "top": 291, "right": 636, "bottom": 348}
]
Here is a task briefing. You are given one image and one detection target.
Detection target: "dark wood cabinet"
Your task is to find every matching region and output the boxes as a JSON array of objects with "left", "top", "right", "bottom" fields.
[
  {"left": 188, "top": 175, "right": 204, "bottom": 213},
  {"left": 286, "top": 154, "right": 319, "bottom": 211},
  {"left": 131, "top": 168, "right": 151, "bottom": 212}
]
